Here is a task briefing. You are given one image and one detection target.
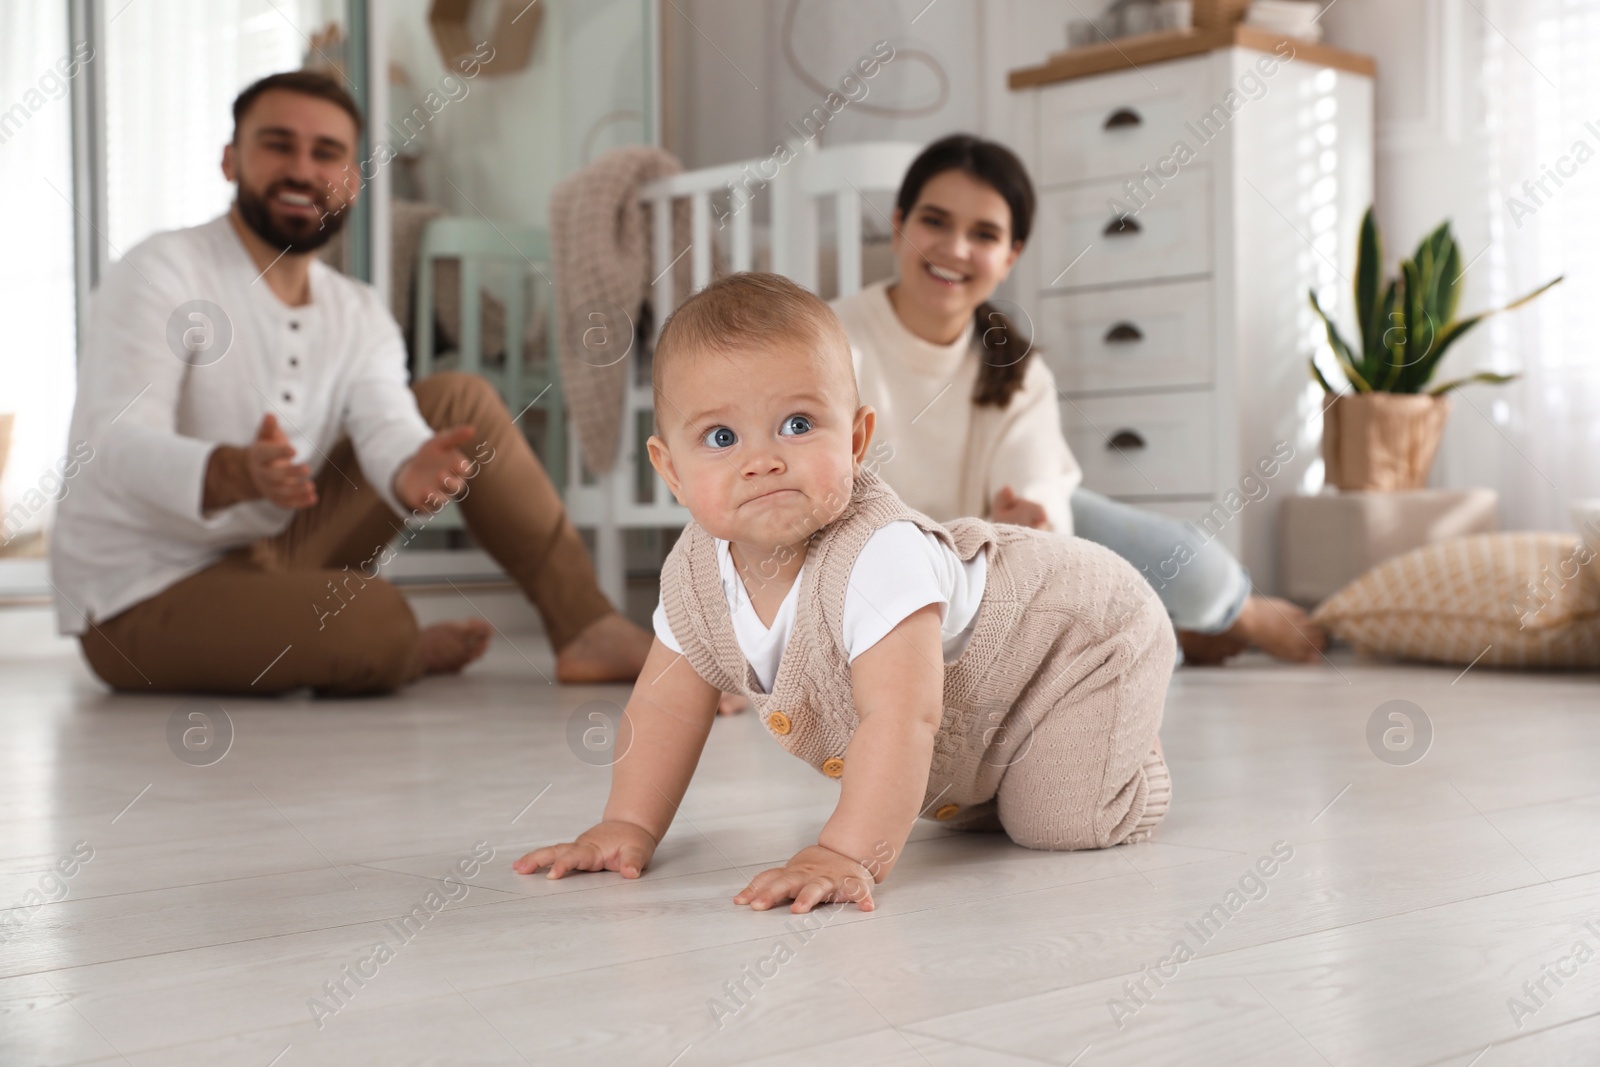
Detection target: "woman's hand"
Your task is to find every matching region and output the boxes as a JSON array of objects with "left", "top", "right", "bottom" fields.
[
  {"left": 734, "top": 844, "right": 876, "bottom": 913},
  {"left": 992, "top": 485, "right": 1051, "bottom": 530},
  {"left": 512, "top": 820, "right": 657, "bottom": 880}
]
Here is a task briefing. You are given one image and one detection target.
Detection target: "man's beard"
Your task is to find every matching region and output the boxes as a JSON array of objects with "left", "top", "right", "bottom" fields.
[{"left": 235, "top": 178, "right": 349, "bottom": 254}]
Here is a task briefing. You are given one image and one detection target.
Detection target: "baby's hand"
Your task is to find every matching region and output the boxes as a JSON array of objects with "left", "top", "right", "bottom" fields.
[
  {"left": 512, "top": 820, "right": 657, "bottom": 880},
  {"left": 734, "top": 844, "right": 876, "bottom": 913}
]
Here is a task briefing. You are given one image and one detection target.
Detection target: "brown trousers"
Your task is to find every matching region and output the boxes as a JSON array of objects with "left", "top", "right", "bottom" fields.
[{"left": 80, "top": 372, "right": 613, "bottom": 696}]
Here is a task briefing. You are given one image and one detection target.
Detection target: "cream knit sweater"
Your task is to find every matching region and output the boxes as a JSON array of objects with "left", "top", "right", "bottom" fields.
[{"left": 831, "top": 280, "right": 1083, "bottom": 536}]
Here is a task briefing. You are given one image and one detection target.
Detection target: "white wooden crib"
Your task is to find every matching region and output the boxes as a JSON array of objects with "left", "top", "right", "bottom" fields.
[{"left": 561, "top": 140, "right": 926, "bottom": 606}]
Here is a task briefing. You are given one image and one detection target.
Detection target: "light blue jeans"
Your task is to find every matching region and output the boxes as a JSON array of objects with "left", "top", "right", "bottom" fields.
[{"left": 1070, "top": 487, "right": 1251, "bottom": 634}]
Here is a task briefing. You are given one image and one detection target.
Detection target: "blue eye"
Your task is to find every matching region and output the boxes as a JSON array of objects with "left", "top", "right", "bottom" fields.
[
  {"left": 702, "top": 426, "right": 736, "bottom": 449},
  {"left": 779, "top": 414, "right": 813, "bottom": 436}
]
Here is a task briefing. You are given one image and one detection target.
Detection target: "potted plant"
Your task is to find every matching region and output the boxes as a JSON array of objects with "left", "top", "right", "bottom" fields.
[{"left": 1308, "top": 207, "right": 1561, "bottom": 491}]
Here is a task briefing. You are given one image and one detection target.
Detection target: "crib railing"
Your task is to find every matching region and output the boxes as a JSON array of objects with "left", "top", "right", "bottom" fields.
[
  {"left": 564, "top": 140, "right": 927, "bottom": 606},
  {"left": 771, "top": 141, "right": 925, "bottom": 296},
  {"left": 644, "top": 159, "right": 760, "bottom": 311}
]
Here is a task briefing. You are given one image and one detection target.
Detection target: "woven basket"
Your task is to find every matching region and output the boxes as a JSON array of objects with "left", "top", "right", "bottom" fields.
[
  {"left": 1193, "top": 0, "right": 1252, "bottom": 29},
  {"left": 1322, "top": 393, "right": 1451, "bottom": 492}
]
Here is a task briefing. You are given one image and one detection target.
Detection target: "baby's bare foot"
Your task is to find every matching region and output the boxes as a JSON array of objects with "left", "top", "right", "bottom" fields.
[
  {"left": 717, "top": 691, "right": 749, "bottom": 716},
  {"left": 1231, "top": 595, "right": 1328, "bottom": 663},
  {"left": 417, "top": 618, "right": 494, "bottom": 674},
  {"left": 555, "top": 612, "right": 652, "bottom": 684}
]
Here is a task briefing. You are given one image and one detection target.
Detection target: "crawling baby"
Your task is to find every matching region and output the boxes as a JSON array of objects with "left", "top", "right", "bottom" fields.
[{"left": 514, "top": 272, "right": 1173, "bottom": 913}]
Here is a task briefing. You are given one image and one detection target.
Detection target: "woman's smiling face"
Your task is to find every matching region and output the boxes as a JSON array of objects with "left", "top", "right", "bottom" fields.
[{"left": 891, "top": 168, "right": 1023, "bottom": 319}]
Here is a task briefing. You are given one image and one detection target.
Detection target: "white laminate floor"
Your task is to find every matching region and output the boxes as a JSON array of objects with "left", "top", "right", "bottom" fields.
[{"left": 3, "top": 598, "right": 1598, "bottom": 1067}]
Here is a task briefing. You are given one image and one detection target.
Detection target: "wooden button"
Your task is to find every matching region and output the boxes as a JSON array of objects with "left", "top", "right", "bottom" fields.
[
  {"left": 767, "top": 711, "right": 791, "bottom": 736},
  {"left": 821, "top": 757, "right": 845, "bottom": 778},
  {"left": 934, "top": 803, "right": 961, "bottom": 821}
]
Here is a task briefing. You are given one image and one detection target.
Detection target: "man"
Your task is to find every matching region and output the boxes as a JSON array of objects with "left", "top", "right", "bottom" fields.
[{"left": 51, "top": 70, "right": 650, "bottom": 695}]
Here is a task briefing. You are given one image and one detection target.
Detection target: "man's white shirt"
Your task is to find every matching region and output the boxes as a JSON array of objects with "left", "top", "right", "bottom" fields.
[{"left": 50, "top": 213, "right": 434, "bottom": 635}]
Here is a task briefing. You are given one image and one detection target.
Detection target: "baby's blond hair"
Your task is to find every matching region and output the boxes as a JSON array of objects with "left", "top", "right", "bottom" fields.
[{"left": 651, "top": 272, "right": 856, "bottom": 432}]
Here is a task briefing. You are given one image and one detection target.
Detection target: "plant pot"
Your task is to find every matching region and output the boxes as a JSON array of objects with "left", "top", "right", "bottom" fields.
[{"left": 1321, "top": 393, "right": 1451, "bottom": 491}]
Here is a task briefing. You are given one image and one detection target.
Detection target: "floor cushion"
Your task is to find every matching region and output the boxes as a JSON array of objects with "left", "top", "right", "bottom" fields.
[{"left": 1313, "top": 532, "right": 1600, "bottom": 668}]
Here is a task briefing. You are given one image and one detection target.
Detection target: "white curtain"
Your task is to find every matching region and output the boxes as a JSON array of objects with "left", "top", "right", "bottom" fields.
[
  {"left": 0, "top": 2, "right": 77, "bottom": 549},
  {"left": 1469, "top": 0, "right": 1600, "bottom": 530},
  {"left": 103, "top": 0, "right": 332, "bottom": 256},
  {"left": 0, "top": 2, "right": 332, "bottom": 556}
]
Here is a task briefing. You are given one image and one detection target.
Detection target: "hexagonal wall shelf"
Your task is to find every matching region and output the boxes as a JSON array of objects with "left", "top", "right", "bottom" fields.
[{"left": 428, "top": 0, "right": 544, "bottom": 77}]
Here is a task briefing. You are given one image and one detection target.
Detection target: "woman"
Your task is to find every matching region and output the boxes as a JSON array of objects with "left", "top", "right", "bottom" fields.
[{"left": 831, "top": 133, "right": 1325, "bottom": 667}]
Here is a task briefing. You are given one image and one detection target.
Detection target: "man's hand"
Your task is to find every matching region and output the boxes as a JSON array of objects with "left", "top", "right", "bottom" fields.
[
  {"left": 512, "top": 820, "right": 658, "bottom": 880},
  {"left": 992, "top": 485, "right": 1050, "bottom": 530},
  {"left": 246, "top": 414, "right": 317, "bottom": 509},
  {"left": 204, "top": 413, "right": 316, "bottom": 513},
  {"left": 393, "top": 425, "right": 477, "bottom": 513},
  {"left": 733, "top": 844, "right": 876, "bottom": 913}
]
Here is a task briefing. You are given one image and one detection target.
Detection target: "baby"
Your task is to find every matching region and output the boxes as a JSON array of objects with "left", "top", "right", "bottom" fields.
[{"left": 514, "top": 272, "right": 1174, "bottom": 913}]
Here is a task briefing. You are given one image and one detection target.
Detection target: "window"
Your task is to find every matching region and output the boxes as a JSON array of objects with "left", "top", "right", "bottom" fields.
[
  {"left": 0, "top": 2, "right": 78, "bottom": 567},
  {"left": 1476, "top": 0, "right": 1600, "bottom": 529},
  {"left": 103, "top": 0, "right": 341, "bottom": 258}
]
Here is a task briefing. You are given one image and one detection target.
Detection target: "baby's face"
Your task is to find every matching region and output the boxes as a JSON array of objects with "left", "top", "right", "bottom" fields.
[{"left": 647, "top": 339, "right": 873, "bottom": 553}]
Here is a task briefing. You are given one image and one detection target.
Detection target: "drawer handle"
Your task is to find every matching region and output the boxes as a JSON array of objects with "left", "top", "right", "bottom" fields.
[
  {"left": 1103, "top": 107, "right": 1143, "bottom": 130},
  {"left": 1103, "top": 215, "right": 1142, "bottom": 236},
  {"left": 1107, "top": 429, "right": 1147, "bottom": 451},
  {"left": 1104, "top": 322, "right": 1144, "bottom": 344}
]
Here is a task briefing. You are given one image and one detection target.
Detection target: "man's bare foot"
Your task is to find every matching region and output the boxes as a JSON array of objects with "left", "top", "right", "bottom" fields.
[
  {"left": 417, "top": 618, "right": 494, "bottom": 674},
  {"left": 717, "top": 691, "right": 749, "bottom": 716},
  {"left": 555, "top": 612, "right": 652, "bottom": 683},
  {"left": 1229, "top": 595, "right": 1328, "bottom": 663}
]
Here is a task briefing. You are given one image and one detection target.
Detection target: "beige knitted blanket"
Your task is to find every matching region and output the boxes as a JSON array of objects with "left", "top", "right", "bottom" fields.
[{"left": 548, "top": 146, "right": 707, "bottom": 476}]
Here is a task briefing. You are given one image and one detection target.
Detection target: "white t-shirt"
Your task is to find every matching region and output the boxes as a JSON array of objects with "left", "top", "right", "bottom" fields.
[
  {"left": 653, "top": 520, "right": 987, "bottom": 693},
  {"left": 50, "top": 214, "right": 434, "bottom": 634}
]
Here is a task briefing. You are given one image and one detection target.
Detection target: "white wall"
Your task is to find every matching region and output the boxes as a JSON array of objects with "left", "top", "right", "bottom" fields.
[
  {"left": 663, "top": 0, "right": 1116, "bottom": 297},
  {"left": 665, "top": 0, "right": 1115, "bottom": 167},
  {"left": 385, "top": 0, "right": 649, "bottom": 226}
]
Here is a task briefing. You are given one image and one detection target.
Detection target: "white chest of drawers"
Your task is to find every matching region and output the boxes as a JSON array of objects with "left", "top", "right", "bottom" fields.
[{"left": 1009, "top": 39, "right": 1374, "bottom": 594}]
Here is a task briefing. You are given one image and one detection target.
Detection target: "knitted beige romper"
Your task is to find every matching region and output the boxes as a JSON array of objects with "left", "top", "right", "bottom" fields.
[{"left": 660, "top": 466, "right": 1175, "bottom": 850}]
